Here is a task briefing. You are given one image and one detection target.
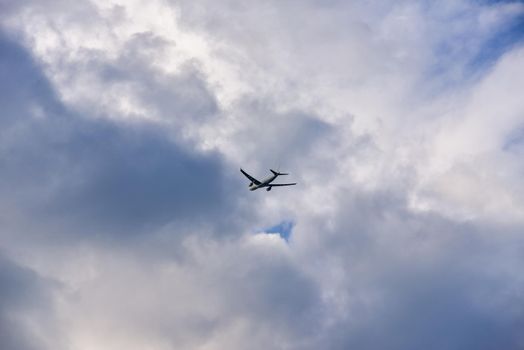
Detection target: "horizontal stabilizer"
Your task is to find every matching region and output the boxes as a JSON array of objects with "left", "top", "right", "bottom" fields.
[{"left": 270, "top": 169, "right": 289, "bottom": 176}]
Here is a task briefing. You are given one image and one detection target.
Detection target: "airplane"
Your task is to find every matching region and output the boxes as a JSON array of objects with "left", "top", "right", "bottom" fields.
[{"left": 240, "top": 168, "right": 297, "bottom": 191}]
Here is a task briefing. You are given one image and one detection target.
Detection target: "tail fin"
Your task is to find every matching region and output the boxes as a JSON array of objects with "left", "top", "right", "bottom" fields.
[{"left": 270, "top": 169, "right": 288, "bottom": 176}]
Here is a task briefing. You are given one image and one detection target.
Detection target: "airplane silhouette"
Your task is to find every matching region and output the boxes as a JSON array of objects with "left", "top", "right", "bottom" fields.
[{"left": 240, "top": 168, "right": 297, "bottom": 191}]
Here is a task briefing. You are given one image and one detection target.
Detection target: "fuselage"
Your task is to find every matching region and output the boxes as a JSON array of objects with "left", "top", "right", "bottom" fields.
[{"left": 249, "top": 174, "right": 278, "bottom": 191}]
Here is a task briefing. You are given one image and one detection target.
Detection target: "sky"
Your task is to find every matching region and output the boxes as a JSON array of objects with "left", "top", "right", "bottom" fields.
[{"left": 1, "top": 0, "right": 524, "bottom": 349}]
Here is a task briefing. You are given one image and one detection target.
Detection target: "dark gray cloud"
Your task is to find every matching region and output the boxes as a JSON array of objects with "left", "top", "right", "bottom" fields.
[
  {"left": 0, "top": 31, "right": 63, "bottom": 131},
  {"left": 0, "top": 30, "right": 242, "bottom": 243},
  {"left": 222, "top": 250, "right": 322, "bottom": 339},
  {"left": 228, "top": 100, "right": 333, "bottom": 175},
  {"left": 295, "top": 188, "right": 524, "bottom": 350},
  {"left": 0, "top": 253, "right": 59, "bottom": 350},
  {"left": 324, "top": 255, "right": 524, "bottom": 350}
]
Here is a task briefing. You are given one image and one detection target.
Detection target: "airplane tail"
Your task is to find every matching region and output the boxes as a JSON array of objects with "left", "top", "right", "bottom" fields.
[{"left": 270, "top": 169, "right": 288, "bottom": 176}]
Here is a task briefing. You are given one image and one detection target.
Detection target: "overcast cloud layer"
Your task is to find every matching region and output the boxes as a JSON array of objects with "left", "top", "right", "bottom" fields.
[{"left": 1, "top": 0, "right": 524, "bottom": 349}]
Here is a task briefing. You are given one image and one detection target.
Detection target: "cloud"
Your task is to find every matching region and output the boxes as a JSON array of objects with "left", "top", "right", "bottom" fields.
[
  {"left": 0, "top": 253, "right": 60, "bottom": 350},
  {"left": 1, "top": 1, "right": 524, "bottom": 349},
  {"left": 0, "top": 30, "right": 243, "bottom": 244},
  {"left": 293, "top": 187, "right": 524, "bottom": 349}
]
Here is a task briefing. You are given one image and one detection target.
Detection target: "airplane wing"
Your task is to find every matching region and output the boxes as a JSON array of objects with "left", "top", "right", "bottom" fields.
[
  {"left": 240, "top": 168, "right": 261, "bottom": 185},
  {"left": 269, "top": 183, "right": 297, "bottom": 186}
]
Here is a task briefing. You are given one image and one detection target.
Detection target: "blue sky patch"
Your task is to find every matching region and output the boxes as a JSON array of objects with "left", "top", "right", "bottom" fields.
[
  {"left": 469, "top": 12, "right": 524, "bottom": 71},
  {"left": 503, "top": 124, "right": 524, "bottom": 152},
  {"left": 423, "top": 6, "right": 524, "bottom": 95},
  {"left": 261, "top": 221, "right": 294, "bottom": 242}
]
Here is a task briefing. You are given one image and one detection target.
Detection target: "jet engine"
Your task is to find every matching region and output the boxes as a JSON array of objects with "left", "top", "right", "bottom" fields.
[
  {"left": 249, "top": 182, "right": 253, "bottom": 187},
  {"left": 266, "top": 186, "right": 272, "bottom": 191}
]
